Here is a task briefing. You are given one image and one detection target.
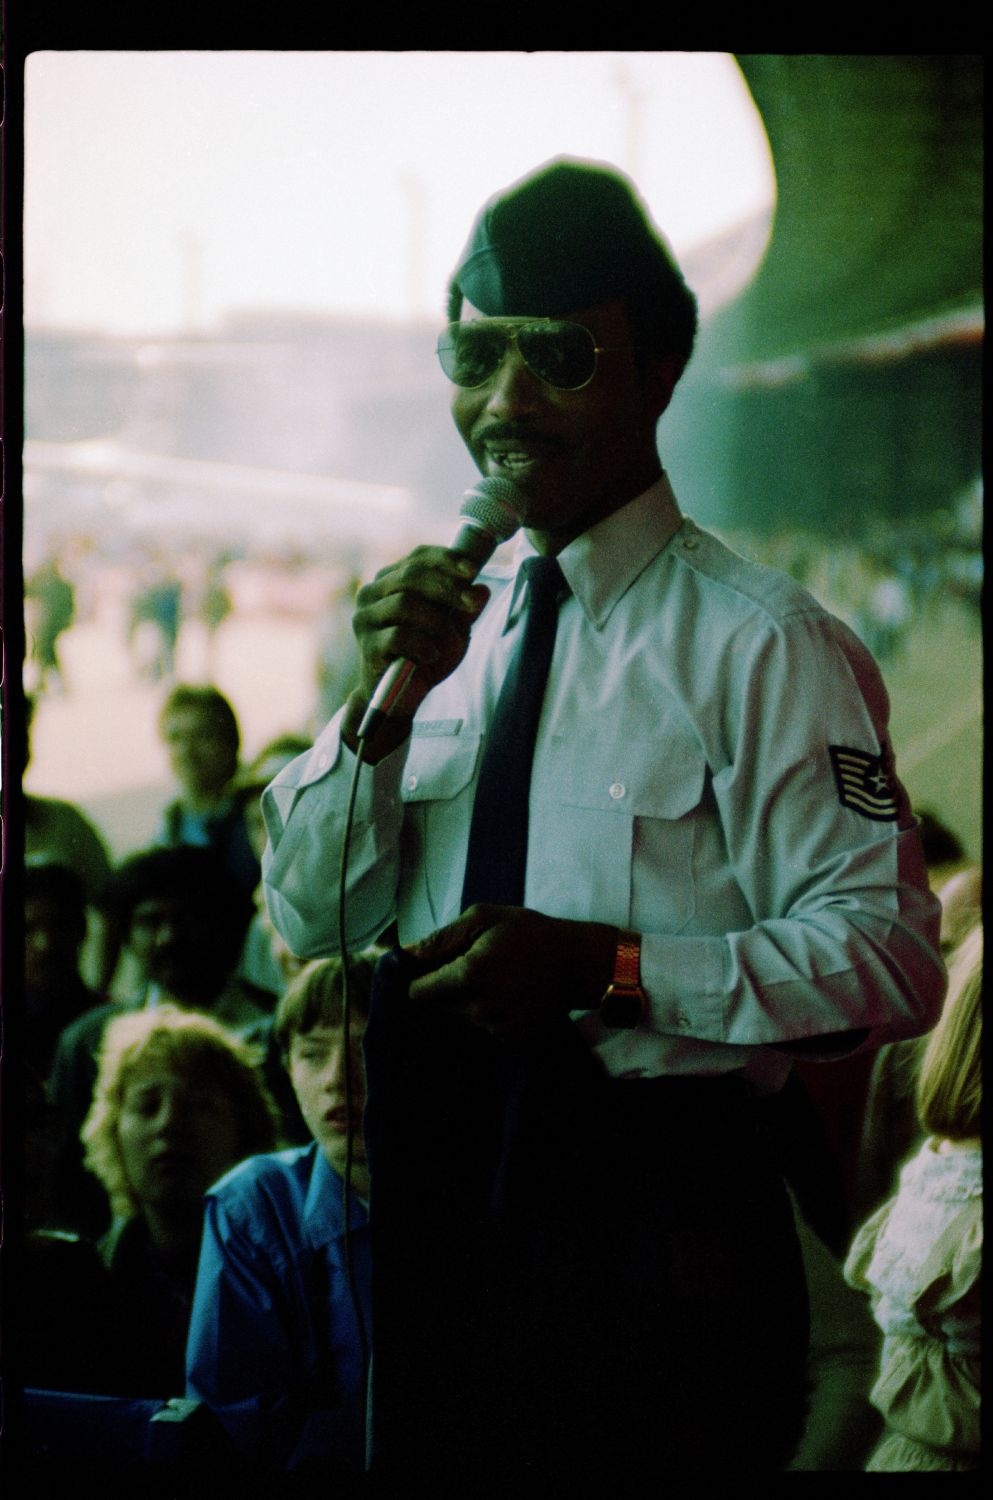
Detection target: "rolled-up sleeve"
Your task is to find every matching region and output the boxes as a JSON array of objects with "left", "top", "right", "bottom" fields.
[
  {"left": 261, "top": 708, "right": 408, "bottom": 958},
  {"left": 638, "top": 607, "right": 945, "bottom": 1053}
]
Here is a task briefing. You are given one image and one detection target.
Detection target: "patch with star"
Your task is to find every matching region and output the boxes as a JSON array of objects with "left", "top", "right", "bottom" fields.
[{"left": 829, "top": 745, "right": 900, "bottom": 821}]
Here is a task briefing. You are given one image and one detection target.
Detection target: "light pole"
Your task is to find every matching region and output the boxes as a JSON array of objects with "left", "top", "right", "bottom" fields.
[
  {"left": 399, "top": 170, "right": 427, "bottom": 318},
  {"left": 611, "top": 61, "right": 648, "bottom": 184}
]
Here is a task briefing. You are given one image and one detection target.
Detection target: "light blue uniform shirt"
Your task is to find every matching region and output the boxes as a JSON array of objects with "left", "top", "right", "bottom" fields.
[{"left": 262, "top": 477, "right": 943, "bottom": 1090}]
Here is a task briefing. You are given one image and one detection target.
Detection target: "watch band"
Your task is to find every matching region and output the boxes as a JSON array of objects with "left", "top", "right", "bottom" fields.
[{"left": 600, "top": 930, "right": 646, "bottom": 1028}]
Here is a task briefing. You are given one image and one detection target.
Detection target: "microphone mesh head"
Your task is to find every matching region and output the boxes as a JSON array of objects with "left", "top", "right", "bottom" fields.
[{"left": 460, "top": 478, "right": 521, "bottom": 541}]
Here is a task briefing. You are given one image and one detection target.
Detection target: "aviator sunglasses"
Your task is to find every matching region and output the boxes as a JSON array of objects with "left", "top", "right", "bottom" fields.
[{"left": 436, "top": 318, "right": 635, "bottom": 392}]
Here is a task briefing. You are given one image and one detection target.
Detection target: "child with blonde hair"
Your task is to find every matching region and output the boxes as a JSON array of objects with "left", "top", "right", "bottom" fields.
[
  {"left": 844, "top": 923, "right": 981, "bottom": 1470},
  {"left": 81, "top": 1004, "right": 280, "bottom": 1395}
]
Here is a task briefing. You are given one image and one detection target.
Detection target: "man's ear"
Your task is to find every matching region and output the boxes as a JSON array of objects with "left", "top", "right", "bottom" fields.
[{"left": 642, "top": 354, "right": 681, "bottom": 420}]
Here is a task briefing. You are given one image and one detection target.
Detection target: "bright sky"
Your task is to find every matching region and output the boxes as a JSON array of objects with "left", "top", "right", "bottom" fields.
[{"left": 23, "top": 50, "right": 776, "bottom": 336}]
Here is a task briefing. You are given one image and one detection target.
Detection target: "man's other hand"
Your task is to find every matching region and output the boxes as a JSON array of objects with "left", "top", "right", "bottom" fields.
[{"left": 403, "top": 905, "right": 617, "bottom": 1040}]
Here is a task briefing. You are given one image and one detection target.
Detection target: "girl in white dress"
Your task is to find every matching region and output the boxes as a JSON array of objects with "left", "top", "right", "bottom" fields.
[{"left": 845, "top": 921, "right": 981, "bottom": 1470}]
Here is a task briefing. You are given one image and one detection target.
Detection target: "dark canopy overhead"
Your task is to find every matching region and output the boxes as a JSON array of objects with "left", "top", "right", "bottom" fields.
[
  {"left": 665, "top": 54, "right": 982, "bottom": 534},
  {"left": 710, "top": 53, "right": 983, "bottom": 366}
]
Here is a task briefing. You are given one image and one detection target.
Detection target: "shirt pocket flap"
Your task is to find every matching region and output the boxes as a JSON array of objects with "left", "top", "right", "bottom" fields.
[
  {"left": 549, "top": 730, "right": 707, "bottom": 819},
  {"left": 400, "top": 732, "right": 482, "bottom": 803}
]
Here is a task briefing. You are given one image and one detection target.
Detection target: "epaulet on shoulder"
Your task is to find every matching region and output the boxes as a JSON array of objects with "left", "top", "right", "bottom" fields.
[{"left": 674, "top": 523, "right": 823, "bottom": 627}]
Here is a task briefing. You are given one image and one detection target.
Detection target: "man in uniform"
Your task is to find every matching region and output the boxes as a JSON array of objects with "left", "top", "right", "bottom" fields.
[{"left": 262, "top": 158, "right": 943, "bottom": 1483}]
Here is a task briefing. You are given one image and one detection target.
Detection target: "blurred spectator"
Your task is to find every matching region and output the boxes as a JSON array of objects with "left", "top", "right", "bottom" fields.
[
  {"left": 935, "top": 865, "right": 982, "bottom": 958},
  {"left": 20, "top": 1068, "right": 121, "bottom": 1393},
  {"left": 914, "top": 806, "right": 968, "bottom": 893},
  {"left": 25, "top": 863, "right": 105, "bottom": 1078},
  {"left": 186, "top": 954, "right": 378, "bottom": 1483},
  {"left": 844, "top": 925, "right": 981, "bottom": 1471},
  {"left": 850, "top": 1033, "right": 927, "bottom": 1228},
  {"left": 235, "top": 735, "right": 313, "bottom": 881},
  {"left": 81, "top": 1006, "right": 281, "bottom": 1396},
  {"left": 23, "top": 694, "right": 119, "bottom": 992},
  {"left": 792, "top": 807, "right": 973, "bottom": 1229},
  {"left": 49, "top": 846, "right": 266, "bottom": 1236},
  {"left": 195, "top": 555, "right": 234, "bottom": 677},
  {"left": 154, "top": 683, "right": 260, "bottom": 894},
  {"left": 232, "top": 733, "right": 312, "bottom": 999},
  {"left": 851, "top": 864, "right": 981, "bottom": 1223},
  {"left": 25, "top": 554, "right": 75, "bottom": 694},
  {"left": 127, "top": 556, "right": 183, "bottom": 682},
  {"left": 945, "top": 478, "right": 983, "bottom": 611},
  {"left": 313, "top": 571, "right": 363, "bottom": 732},
  {"left": 227, "top": 733, "right": 316, "bottom": 1144},
  {"left": 855, "top": 558, "right": 911, "bottom": 663}
]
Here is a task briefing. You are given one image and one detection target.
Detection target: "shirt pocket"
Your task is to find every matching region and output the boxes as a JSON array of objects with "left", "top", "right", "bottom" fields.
[
  {"left": 398, "top": 730, "right": 482, "bottom": 927},
  {"left": 536, "top": 728, "right": 708, "bottom": 932}
]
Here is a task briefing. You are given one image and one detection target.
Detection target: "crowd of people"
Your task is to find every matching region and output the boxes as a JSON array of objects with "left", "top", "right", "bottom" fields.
[
  {"left": 23, "top": 529, "right": 362, "bottom": 736},
  {"left": 14, "top": 156, "right": 982, "bottom": 1487},
  {"left": 20, "top": 673, "right": 381, "bottom": 1486}
]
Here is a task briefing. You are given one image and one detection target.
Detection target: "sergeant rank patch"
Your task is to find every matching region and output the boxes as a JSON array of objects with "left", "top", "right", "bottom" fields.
[{"left": 828, "top": 745, "right": 899, "bottom": 822}]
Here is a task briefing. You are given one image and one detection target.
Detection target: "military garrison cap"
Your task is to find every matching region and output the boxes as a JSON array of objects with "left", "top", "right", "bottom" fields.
[{"left": 451, "top": 156, "right": 689, "bottom": 319}]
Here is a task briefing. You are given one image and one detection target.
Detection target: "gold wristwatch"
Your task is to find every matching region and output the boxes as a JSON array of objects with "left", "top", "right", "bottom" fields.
[{"left": 599, "top": 930, "right": 646, "bottom": 1028}]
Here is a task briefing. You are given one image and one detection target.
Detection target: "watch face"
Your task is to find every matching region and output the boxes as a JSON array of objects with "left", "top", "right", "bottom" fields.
[{"left": 600, "top": 989, "right": 644, "bottom": 1029}]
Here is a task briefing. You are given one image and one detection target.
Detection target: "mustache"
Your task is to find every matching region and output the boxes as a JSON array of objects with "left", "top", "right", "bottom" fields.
[{"left": 476, "top": 420, "right": 562, "bottom": 448}]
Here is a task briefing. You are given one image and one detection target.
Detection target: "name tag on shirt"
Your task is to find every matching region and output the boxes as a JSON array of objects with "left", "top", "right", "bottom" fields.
[{"left": 412, "top": 719, "right": 464, "bottom": 738}]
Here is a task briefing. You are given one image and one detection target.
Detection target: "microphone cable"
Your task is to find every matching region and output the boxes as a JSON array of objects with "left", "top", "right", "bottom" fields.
[
  {"left": 330, "top": 483, "right": 520, "bottom": 1459},
  {"left": 336, "top": 727, "right": 373, "bottom": 1433}
]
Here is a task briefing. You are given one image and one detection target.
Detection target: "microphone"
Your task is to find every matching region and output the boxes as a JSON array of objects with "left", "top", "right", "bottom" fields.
[{"left": 357, "top": 477, "right": 522, "bottom": 741}]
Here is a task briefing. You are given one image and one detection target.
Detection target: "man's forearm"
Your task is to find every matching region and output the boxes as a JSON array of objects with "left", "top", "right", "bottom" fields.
[{"left": 261, "top": 708, "right": 405, "bottom": 957}]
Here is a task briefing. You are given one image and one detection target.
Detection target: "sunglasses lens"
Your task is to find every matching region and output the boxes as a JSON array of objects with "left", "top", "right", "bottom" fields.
[
  {"left": 436, "top": 321, "right": 598, "bottom": 390},
  {"left": 437, "top": 324, "right": 505, "bottom": 387},
  {"left": 520, "top": 323, "right": 597, "bottom": 389}
]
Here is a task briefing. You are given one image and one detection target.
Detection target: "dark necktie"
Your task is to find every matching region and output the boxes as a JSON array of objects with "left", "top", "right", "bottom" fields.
[{"left": 460, "top": 554, "right": 566, "bottom": 910}]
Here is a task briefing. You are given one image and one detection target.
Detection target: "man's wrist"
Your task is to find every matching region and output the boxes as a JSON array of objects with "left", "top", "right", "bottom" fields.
[
  {"left": 559, "top": 921, "right": 629, "bottom": 1014},
  {"left": 598, "top": 930, "right": 646, "bottom": 1028}
]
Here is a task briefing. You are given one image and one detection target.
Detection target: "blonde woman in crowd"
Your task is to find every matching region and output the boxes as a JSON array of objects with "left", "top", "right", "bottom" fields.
[
  {"left": 844, "top": 923, "right": 982, "bottom": 1470},
  {"left": 81, "top": 1005, "right": 281, "bottom": 1396}
]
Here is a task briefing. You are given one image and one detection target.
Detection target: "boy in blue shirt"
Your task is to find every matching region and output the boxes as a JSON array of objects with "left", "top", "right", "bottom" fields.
[{"left": 185, "top": 951, "right": 379, "bottom": 1487}]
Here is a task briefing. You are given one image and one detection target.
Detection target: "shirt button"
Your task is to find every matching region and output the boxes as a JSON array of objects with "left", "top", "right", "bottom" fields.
[
  {"left": 682, "top": 535, "right": 698, "bottom": 551},
  {"left": 608, "top": 782, "right": 626, "bottom": 800},
  {"left": 677, "top": 1011, "right": 691, "bottom": 1030},
  {"left": 405, "top": 774, "right": 418, "bottom": 792}
]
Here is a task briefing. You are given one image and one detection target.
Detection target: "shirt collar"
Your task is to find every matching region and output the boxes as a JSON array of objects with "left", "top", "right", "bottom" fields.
[
  {"left": 303, "top": 1142, "right": 368, "bottom": 1245},
  {"left": 505, "top": 472, "right": 684, "bottom": 630}
]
